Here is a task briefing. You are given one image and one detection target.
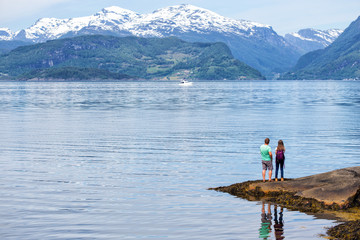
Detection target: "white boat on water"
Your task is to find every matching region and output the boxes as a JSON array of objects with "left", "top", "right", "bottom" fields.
[{"left": 179, "top": 80, "right": 193, "bottom": 86}]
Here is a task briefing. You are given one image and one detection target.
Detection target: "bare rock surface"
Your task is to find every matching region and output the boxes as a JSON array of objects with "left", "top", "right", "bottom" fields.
[
  {"left": 210, "top": 166, "right": 360, "bottom": 239},
  {"left": 211, "top": 166, "right": 360, "bottom": 209},
  {"left": 250, "top": 166, "right": 360, "bottom": 205}
]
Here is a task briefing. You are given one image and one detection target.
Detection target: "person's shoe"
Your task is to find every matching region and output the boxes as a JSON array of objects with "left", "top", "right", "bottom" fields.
[
  {"left": 275, "top": 178, "right": 278, "bottom": 181},
  {"left": 281, "top": 178, "right": 284, "bottom": 181}
]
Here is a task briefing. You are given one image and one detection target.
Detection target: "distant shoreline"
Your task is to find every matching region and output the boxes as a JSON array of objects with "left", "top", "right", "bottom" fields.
[{"left": 0, "top": 78, "right": 358, "bottom": 82}]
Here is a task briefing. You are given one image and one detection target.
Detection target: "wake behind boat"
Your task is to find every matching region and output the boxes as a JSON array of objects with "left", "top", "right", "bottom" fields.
[{"left": 179, "top": 80, "right": 193, "bottom": 86}]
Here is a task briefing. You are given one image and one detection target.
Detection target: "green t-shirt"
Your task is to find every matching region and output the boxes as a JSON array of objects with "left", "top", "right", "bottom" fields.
[{"left": 260, "top": 144, "right": 272, "bottom": 161}]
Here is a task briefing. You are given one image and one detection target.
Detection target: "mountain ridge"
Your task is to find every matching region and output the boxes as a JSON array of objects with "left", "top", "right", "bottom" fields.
[
  {"left": 0, "top": 35, "right": 265, "bottom": 80},
  {"left": 0, "top": 5, "right": 296, "bottom": 76},
  {"left": 285, "top": 28, "right": 343, "bottom": 54},
  {"left": 5, "top": 5, "right": 271, "bottom": 42},
  {"left": 0, "top": 5, "right": 344, "bottom": 76}
]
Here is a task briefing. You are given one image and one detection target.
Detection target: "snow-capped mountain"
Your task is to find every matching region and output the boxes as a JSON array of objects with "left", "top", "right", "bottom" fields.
[
  {"left": 0, "top": 28, "right": 14, "bottom": 40},
  {"left": 1, "top": 4, "right": 342, "bottom": 76},
  {"left": 5, "top": 4, "right": 297, "bottom": 75},
  {"left": 130, "top": 5, "right": 271, "bottom": 37},
  {"left": 10, "top": 5, "right": 274, "bottom": 42},
  {"left": 285, "top": 28, "right": 343, "bottom": 54},
  {"left": 13, "top": 6, "right": 141, "bottom": 42}
]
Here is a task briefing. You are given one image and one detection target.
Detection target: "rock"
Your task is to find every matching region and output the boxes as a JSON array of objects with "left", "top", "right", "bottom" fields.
[
  {"left": 211, "top": 166, "right": 360, "bottom": 208},
  {"left": 251, "top": 166, "right": 360, "bottom": 206},
  {"left": 326, "top": 219, "right": 360, "bottom": 240},
  {"left": 210, "top": 166, "right": 360, "bottom": 240}
]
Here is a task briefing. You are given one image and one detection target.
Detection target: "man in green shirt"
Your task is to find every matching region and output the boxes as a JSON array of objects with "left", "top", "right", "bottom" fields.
[{"left": 260, "top": 138, "right": 273, "bottom": 182}]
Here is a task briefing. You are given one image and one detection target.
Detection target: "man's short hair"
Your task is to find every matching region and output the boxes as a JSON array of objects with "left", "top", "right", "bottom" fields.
[{"left": 264, "top": 138, "right": 270, "bottom": 144}]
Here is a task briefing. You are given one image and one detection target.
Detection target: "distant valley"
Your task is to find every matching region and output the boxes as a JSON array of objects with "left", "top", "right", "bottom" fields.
[{"left": 281, "top": 16, "right": 360, "bottom": 80}]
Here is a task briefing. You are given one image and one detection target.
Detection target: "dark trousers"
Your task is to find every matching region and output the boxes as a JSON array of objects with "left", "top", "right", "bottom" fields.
[{"left": 275, "top": 161, "right": 284, "bottom": 179}]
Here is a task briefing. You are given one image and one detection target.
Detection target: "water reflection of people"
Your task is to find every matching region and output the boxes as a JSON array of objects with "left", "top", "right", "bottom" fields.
[
  {"left": 259, "top": 202, "right": 272, "bottom": 239},
  {"left": 274, "top": 204, "right": 285, "bottom": 240}
]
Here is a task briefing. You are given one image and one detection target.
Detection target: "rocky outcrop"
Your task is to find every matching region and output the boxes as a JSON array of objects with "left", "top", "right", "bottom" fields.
[
  {"left": 211, "top": 166, "right": 360, "bottom": 209},
  {"left": 210, "top": 166, "right": 360, "bottom": 239}
]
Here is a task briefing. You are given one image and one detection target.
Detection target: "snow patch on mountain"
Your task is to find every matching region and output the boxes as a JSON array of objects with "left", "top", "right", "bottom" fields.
[
  {"left": 23, "top": 18, "right": 69, "bottom": 40},
  {"left": 130, "top": 4, "right": 270, "bottom": 37},
  {"left": 286, "top": 28, "right": 343, "bottom": 47},
  {"left": 0, "top": 28, "right": 14, "bottom": 40},
  {"left": 13, "top": 6, "right": 141, "bottom": 42},
  {"left": 284, "top": 28, "right": 343, "bottom": 54}
]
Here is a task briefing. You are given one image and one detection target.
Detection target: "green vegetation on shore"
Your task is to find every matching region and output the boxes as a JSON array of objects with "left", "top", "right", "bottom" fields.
[
  {"left": 0, "top": 35, "right": 265, "bottom": 80},
  {"left": 19, "top": 67, "right": 133, "bottom": 80}
]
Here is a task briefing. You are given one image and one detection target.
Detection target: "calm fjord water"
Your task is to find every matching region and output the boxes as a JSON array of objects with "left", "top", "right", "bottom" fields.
[{"left": 0, "top": 80, "right": 359, "bottom": 239}]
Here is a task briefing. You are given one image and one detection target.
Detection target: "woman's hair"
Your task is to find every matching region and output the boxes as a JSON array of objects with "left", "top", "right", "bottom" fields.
[{"left": 277, "top": 140, "right": 285, "bottom": 151}]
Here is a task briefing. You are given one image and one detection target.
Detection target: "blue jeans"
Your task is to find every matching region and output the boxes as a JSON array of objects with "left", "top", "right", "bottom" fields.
[{"left": 275, "top": 161, "right": 284, "bottom": 179}]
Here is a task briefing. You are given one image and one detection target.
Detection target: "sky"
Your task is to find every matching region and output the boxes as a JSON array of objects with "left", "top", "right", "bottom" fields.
[{"left": 0, "top": 0, "right": 359, "bottom": 35}]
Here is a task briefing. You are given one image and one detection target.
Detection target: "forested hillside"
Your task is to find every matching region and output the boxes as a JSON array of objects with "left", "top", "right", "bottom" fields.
[{"left": 0, "top": 35, "right": 265, "bottom": 80}]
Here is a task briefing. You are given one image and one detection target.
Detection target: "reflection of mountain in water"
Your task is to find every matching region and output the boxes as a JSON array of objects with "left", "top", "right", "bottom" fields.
[{"left": 259, "top": 202, "right": 284, "bottom": 240}]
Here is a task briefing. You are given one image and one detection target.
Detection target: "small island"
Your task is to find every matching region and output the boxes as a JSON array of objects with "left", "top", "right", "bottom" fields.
[{"left": 210, "top": 166, "right": 360, "bottom": 239}]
